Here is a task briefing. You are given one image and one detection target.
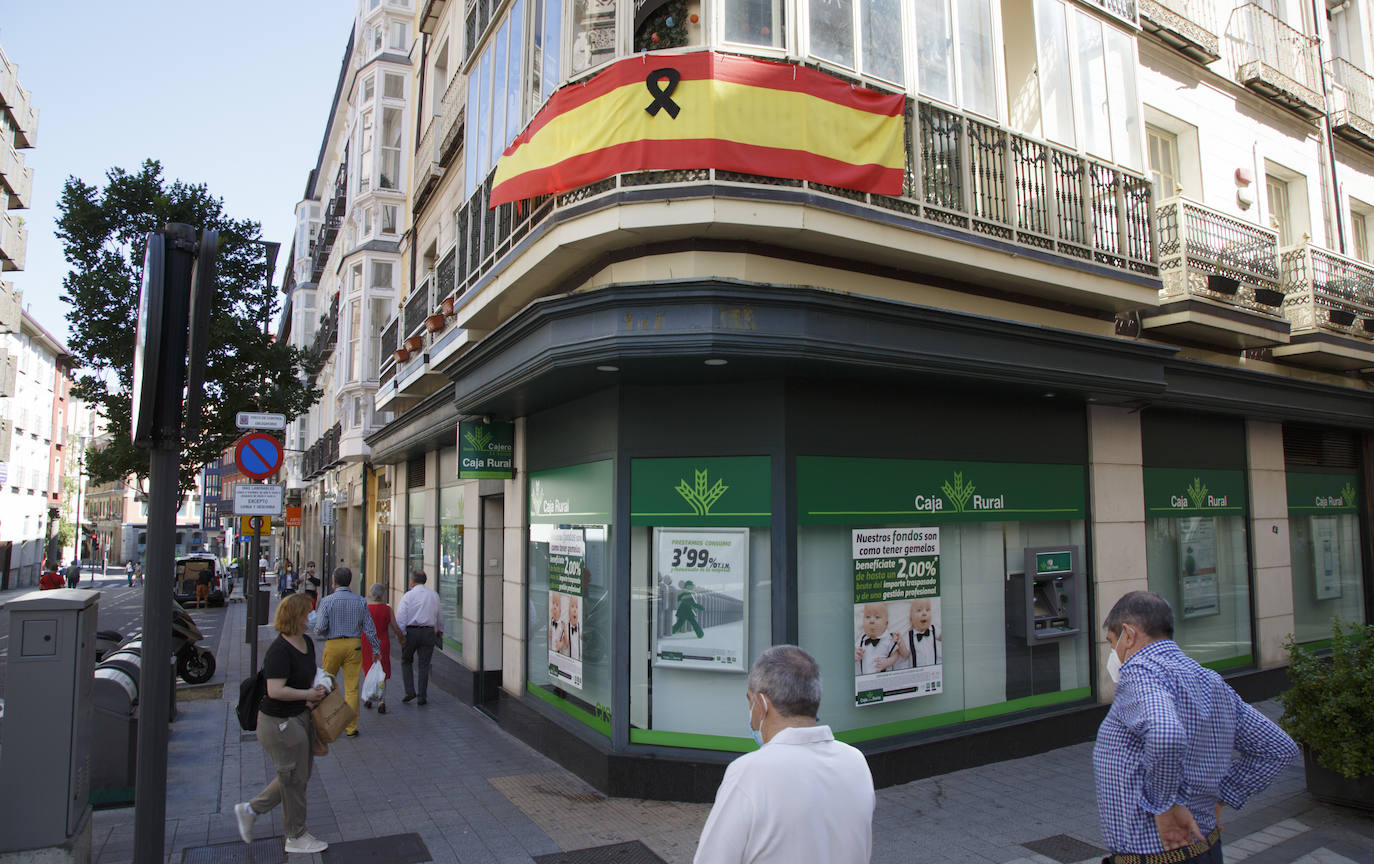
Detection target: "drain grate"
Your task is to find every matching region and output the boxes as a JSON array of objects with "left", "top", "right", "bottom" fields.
[
  {"left": 533, "top": 840, "right": 667, "bottom": 864},
  {"left": 182, "top": 837, "right": 287, "bottom": 864},
  {"left": 1021, "top": 833, "right": 1108, "bottom": 863},
  {"left": 324, "top": 833, "right": 430, "bottom": 863}
]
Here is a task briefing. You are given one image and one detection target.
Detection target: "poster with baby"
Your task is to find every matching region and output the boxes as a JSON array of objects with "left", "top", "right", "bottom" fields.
[
  {"left": 548, "top": 529, "right": 585, "bottom": 690},
  {"left": 852, "top": 527, "right": 942, "bottom": 707}
]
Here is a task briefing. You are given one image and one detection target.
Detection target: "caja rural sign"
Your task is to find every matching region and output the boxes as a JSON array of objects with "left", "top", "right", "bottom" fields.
[{"left": 458, "top": 421, "right": 514, "bottom": 479}]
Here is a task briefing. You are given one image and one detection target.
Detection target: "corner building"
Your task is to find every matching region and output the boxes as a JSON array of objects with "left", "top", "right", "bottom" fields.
[{"left": 368, "top": 0, "right": 1374, "bottom": 799}]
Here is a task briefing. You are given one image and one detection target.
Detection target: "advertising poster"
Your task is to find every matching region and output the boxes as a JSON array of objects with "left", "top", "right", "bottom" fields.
[
  {"left": 852, "top": 527, "right": 942, "bottom": 706},
  {"left": 547, "top": 529, "right": 585, "bottom": 690},
  {"left": 1178, "top": 517, "right": 1220, "bottom": 619},
  {"left": 653, "top": 528, "right": 749, "bottom": 672},
  {"left": 1311, "top": 516, "right": 1343, "bottom": 601}
]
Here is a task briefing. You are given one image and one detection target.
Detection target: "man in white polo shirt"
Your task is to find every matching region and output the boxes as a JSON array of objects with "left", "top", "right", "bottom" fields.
[
  {"left": 695, "top": 645, "right": 875, "bottom": 864},
  {"left": 395, "top": 569, "right": 443, "bottom": 705}
]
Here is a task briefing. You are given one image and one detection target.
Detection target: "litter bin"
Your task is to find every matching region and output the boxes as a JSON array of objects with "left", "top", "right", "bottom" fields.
[
  {"left": 255, "top": 587, "right": 269, "bottom": 623},
  {"left": 90, "top": 663, "right": 138, "bottom": 804}
]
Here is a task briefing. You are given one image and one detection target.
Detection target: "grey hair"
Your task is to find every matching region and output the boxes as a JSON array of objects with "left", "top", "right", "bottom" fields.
[
  {"left": 1104, "top": 591, "right": 1174, "bottom": 639},
  {"left": 368, "top": 582, "right": 386, "bottom": 602},
  {"left": 333, "top": 566, "right": 353, "bottom": 587},
  {"left": 747, "top": 645, "right": 822, "bottom": 719}
]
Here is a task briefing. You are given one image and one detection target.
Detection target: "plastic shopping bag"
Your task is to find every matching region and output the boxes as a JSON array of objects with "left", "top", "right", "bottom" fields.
[
  {"left": 361, "top": 660, "right": 385, "bottom": 703},
  {"left": 313, "top": 667, "right": 334, "bottom": 694}
]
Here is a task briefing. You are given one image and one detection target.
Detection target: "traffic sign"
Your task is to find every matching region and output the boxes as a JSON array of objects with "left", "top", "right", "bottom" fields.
[
  {"left": 234, "top": 432, "right": 284, "bottom": 479},
  {"left": 239, "top": 515, "right": 272, "bottom": 534},
  {"left": 236, "top": 412, "right": 287, "bottom": 431},
  {"left": 233, "top": 483, "right": 284, "bottom": 515}
]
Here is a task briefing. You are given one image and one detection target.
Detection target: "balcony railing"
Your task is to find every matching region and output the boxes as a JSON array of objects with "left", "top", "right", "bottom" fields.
[
  {"left": 302, "top": 423, "right": 342, "bottom": 480},
  {"left": 0, "top": 50, "right": 38, "bottom": 148},
  {"left": 413, "top": 115, "right": 442, "bottom": 211},
  {"left": 403, "top": 275, "right": 433, "bottom": 341},
  {"left": 1280, "top": 241, "right": 1374, "bottom": 337},
  {"left": 1328, "top": 58, "right": 1374, "bottom": 152},
  {"left": 438, "top": 75, "right": 466, "bottom": 164},
  {"left": 0, "top": 138, "right": 32, "bottom": 209},
  {"left": 1229, "top": 4, "right": 1324, "bottom": 119},
  {"left": 311, "top": 292, "right": 340, "bottom": 363},
  {"left": 1139, "top": 0, "right": 1219, "bottom": 63},
  {"left": 378, "top": 315, "right": 399, "bottom": 385},
  {"left": 1155, "top": 195, "right": 1285, "bottom": 311}
]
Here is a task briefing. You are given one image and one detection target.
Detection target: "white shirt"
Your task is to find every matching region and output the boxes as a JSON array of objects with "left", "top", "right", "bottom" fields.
[
  {"left": 396, "top": 584, "right": 442, "bottom": 629},
  {"left": 908, "top": 625, "right": 939, "bottom": 667},
  {"left": 855, "top": 632, "right": 897, "bottom": 675},
  {"left": 694, "top": 725, "right": 874, "bottom": 864}
]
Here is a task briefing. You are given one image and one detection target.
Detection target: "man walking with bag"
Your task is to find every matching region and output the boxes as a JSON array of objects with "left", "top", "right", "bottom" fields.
[
  {"left": 311, "top": 567, "right": 379, "bottom": 738},
  {"left": 395, "top": 569, "right": 443, "bottom": 705}
]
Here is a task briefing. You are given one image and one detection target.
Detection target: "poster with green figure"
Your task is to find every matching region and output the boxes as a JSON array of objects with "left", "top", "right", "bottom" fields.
[
  {"left": 653, "top": 528, "right": 749, "bottom": 672},
  {"left": 1178, "top": 517, "right": 1219, "bottom": 619}
]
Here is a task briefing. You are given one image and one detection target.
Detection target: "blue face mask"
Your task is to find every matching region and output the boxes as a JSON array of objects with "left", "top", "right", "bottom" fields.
[{"left": 747, "top": 694, "right": 767, "bottom": 747}]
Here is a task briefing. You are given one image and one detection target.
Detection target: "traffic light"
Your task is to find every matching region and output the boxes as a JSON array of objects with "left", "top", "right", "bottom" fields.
[{"left": 90, "top": 533, "right": 99, "bottom": 551}]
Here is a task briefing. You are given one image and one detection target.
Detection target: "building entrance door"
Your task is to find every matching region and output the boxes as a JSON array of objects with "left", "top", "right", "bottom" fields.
[{"left": 476, "top": 494, "right": 504, "bottom": 713}]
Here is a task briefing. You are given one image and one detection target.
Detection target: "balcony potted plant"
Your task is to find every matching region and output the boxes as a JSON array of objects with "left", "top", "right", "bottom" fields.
[
  {"left": 392, "top": 347, "right": 410, "bottom": 363},
  {"left": 403, "top": 333, "right": 424, "bottom": 353},
  {"left": 425, "top": 312, "right": 447, "bottom": 333},
  {"left": 439, "top": 295, "right": 455, "bottom": 316},
  {"left": 1277, "top": 618, "right": 1374, "bottom": 811}
]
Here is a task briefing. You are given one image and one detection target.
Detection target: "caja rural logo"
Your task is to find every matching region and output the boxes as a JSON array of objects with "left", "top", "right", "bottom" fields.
[
  {"left": 912, "top": 471, "right": 1006, "bottom": 514},
  {"left": 530, "top": 479, "right": 570, "bottom": 516},
  {"left": 675, "top": 469, "right": 728, "bottom": 516},
  {"left": 1171, "top": 477, "right": 1227, "bottom": 510}
]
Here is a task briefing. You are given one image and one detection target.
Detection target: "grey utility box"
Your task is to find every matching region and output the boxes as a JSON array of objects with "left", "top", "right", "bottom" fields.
[{"left": 0, "top": 589, "right": 98, "bottom": 853}]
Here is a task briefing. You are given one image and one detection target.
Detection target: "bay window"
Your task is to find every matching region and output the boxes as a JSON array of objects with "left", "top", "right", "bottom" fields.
[
  {"left": 724, "top": 0, "right": 785, "bottom": 47},
  {"left": 359, "top": 110, "right": 373, "bottom": 194},
  {"left": 380, "top": 107, "right": 402, "bottom": 190},
  {"left": 806, "top": 0, "right": 903, "bottom": 84}
]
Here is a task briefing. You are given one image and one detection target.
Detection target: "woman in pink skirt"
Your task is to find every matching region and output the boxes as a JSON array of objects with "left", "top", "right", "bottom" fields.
[{"left": 361, "top": 582, "right": 405, "bottom": 713}]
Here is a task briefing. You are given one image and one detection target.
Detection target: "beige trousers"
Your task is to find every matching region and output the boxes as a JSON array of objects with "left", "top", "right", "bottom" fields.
[{"left": 250, "top": 711, "right": 314, "bottom": 838}]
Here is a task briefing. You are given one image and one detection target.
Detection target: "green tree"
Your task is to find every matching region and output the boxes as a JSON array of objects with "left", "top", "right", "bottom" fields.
[{"left": 58, "top": 160, "right": 320, "bottom": 494}]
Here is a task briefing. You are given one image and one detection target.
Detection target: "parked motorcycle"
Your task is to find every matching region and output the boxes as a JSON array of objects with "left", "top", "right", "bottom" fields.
[{"left": 92, "top": 600, "right": 216, "bottom": 685}]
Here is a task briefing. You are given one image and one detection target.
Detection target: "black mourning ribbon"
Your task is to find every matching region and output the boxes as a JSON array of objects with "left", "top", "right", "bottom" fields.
[{"left": 645, "top": 67, "right": 681, "bottom": 119}]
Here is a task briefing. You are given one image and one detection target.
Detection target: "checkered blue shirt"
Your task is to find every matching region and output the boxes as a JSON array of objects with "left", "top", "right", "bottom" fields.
[
  {"left": 313, "top": 586, "right": 380, "bottom": 654},
  {"left": 1093, "top": 640, "right": 1297, "bottom": 854}
]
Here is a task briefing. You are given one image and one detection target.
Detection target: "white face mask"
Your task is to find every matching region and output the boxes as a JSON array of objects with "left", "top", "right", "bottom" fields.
[
  {"left": 1106, "top": 645, "right": 1123, "bottom": 683},
  {"left": 746, "top": 693, "right": 768, "bottom": 747}
]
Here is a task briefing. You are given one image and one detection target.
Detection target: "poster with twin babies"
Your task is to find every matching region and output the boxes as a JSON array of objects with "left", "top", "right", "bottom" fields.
[{"left": 852, "top": 527, "right": 943, "bottom": 707}]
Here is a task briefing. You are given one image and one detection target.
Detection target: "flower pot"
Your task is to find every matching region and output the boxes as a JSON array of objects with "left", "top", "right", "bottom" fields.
[
  {"left": 439, "top": 296, "right": 455, "bottom": 316},
  {"left": 1303, "top": 747, "right": 1374, "bottom": 811},
  {"left": 404, "top": 334, "right": 424, "bottom": 352},
  {"left": 392, "top": 347, "right": 410, "bottom": 363},
  {"left": 1329, "top": 308, "right": 1357, "bottom": 327},
  {"left": 425, "top": 313, "right": 447, "bottom": 333}
]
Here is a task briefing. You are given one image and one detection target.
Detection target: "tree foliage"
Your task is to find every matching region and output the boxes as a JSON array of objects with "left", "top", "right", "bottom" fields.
[{"left": 58, "top": 160, "right": 320, "bottom": 494}]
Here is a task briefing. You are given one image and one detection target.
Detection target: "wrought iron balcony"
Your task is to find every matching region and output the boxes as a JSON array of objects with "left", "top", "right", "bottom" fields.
[
  {"left": 1328, "top": 58, "right": 1374, "bottom": 153},
  {"left": 1229, "top": 4, "right": 1324, "bottom": 120},
  {"left": 413, "top": 115, "right": 443, "bottom": 214},
  {"left": 403, "top": 275, "right": 434, "bottom": 342},
  {"left": 1280, "top": 241, "right": 1374, "bottom": 337},
  {"left": 1139, "top": 0, "right": 1219, "bottom": 63},
  {"left": 311, "top": 292, "right": 340, "bottom": 365},
  {"left": 438, "top": 75, "right": 466, "bottom": 165}
]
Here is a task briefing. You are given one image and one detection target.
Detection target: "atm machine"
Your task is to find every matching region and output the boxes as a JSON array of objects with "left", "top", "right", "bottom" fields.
[{"left": 1008, "top": 545, "right": 1082, "bottom": 645}]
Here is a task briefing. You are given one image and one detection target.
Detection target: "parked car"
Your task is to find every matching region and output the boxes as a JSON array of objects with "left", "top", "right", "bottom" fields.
[{"left": 173, "top": 553, "right": 226, "bottom": 608}]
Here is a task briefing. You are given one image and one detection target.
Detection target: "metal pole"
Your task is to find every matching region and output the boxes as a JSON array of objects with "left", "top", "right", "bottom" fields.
[{"left": 250, "top": 520, "right": 261, "bottom": 674}]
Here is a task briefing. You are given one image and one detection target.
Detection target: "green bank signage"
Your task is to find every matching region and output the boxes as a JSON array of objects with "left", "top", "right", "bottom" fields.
[
  {"left": 459, "top": 421, "right": 515, "bottom": 479},
  {"left": 1143, "top": 468, "right": 1246, "bottom": 517},
  {"left": 1287, "top": 472, "right": 1359, "bottom": 514},
  {"left": 528, "top": 461, "right": 613, "bottom": 524},
  {"left": 797, "top": 457, "right": 1085, "bottom": 524},
  {"left": 631, "top": 456, "right": 771, "bottom": 526}
]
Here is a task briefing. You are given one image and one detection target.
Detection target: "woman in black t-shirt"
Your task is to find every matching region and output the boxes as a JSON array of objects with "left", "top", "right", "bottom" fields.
[{"left": 232, "top": 593, "right": 330, "bottom": 855}]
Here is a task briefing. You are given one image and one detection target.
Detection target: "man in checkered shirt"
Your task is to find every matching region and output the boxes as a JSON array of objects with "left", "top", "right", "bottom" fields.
[{"left": 1093, "top": 591, "right": 1296, "bottom": 864}]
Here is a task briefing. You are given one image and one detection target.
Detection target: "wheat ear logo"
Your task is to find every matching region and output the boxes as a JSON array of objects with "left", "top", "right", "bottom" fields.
[
  {"left": 1342, "top": 482, "right": 1358, "bottom": 506},
  {"left": 1186, "top": 477, "right": 1208, "bottom": 508},
  {"left": 941, "top": 472, "right": 975, "bottom": 514},
  {"left": 530, "top": 480, "right": 545, "bottom": 515},
  {"left": 675, "top": 469, "right": 728, "bottom": 516},
  {"left": 464, "top": 426, "right": 493, "bottom": 452}
]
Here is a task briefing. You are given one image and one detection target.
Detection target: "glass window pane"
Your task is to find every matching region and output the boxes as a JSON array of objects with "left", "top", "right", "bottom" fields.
[
  {"left": 811, "top": 0, "right": 856, "bottom": 68},
  {"left": 1105, "top": 26, "right": 1142, "bottom": 171},
  {"left": 390, "top": 19, "right": 408, "bottom": 51},
  {"left": 359, "top": 111, "right": 374, "bottom": 192},
  {"left": 543, "top": 0, "right": 563, "bottom": 100},
  {"left": 1074, "top": 13, "right": 1112, "bottom": 159},
  {"left": 862, "top": 0, "right": 903, "bottom": 83},
  {"left": 491, "top": 22, "right": 508, "bottom": 168},
  {"left": 1354, "top": 211, "right": 1370, "bottom": 262},
  {"left": 477, "top": 48, "right": 493, "bottom": 178},
  {"left": 1146, "top": 516, "right": 1252, "bottom": 665},
  {"left": 466, "top": 69, "right": 481, "bottom": 193},
  {"left": 1035, "top": 0, "right": 1074, "bottom": 147},
  {"left": 407, "top": 491, "right": 426, "bottom": 580},
  {"left": 916, "top": 0, "right": 954, "bottom": 103},
  {"left": 384, "top": 73, "right": 404, "bottom": 99},
  {"left": 371, "top": 261, "right": 393, "bottom": 289},
  {"left": 507, "top": 0, "right": 525, "bottom": 150},
  {"left": 725, "top": 0, "right": 783, "bottom": 46},
  {"left": 363, "top": 76, "right": 375, "bottom": 102},
  {"left": 571, "top": 0, "right": 617, "bottom": 73},
  {"left": 382, "top": 204, "right": 398, "bottom": 234},
  {"left": 1290, "top": 513, "right": 1366, "bottom": 643},
  {"left": 957, "top": 0, "right": 996, "bottom": 118},
  {"left": 380, "top": 108, "right": 402, "bottom": 189},
  {"left": 439, "top": 485, "right": 463, "bottom": 650}
]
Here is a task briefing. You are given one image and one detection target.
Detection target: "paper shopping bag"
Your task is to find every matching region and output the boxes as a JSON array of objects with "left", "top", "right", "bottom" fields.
[{"left": 311, "top": 687, "right": 355, "bottom": 743}]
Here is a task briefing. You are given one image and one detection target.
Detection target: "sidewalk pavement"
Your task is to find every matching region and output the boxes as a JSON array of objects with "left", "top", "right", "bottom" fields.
[{"left": 86, "top": 597, "right": 1374, "bottom": 864}]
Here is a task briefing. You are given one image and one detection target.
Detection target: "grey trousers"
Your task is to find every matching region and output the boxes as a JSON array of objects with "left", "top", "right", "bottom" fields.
[
  {"left": 251, "top": 711, "right": 314, "bottom": 839},
  {"left": 402, "top": 625, "right": 437, "bottom": 698}
]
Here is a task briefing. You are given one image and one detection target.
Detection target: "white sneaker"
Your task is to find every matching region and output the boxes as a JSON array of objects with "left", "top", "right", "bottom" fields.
[
  {"left": 234, "top": 802, "right": 255, "bottom": 844},
  {"left": 284, "top": 832, "right": 328, "bottom": 854}
]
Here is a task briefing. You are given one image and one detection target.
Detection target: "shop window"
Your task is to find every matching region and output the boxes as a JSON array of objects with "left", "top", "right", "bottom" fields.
[
  {"left": 407, "top": 489, "right": 426, "bottom": 581},
  {"left": 795, "top": 457, "right": 1090, "bottom": 741},
  {"left": 1286, "top": 472, "right": 1367, "bottom": 643},
  {"left": 527, "top": 461, "right": 615, "bottom": 736},
  {"left": 1143, "top": 468, "right": 1252, "bottom": 668},
  {"left": 627, "top": 457, "right": 772, "bottom": 749},
  {"left": 439, "top": 484, "right": 463, "bottom": 651}
]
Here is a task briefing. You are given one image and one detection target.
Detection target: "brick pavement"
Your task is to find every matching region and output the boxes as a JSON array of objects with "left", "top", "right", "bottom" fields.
[{"left": 79, "top": 597, "right": 1374, "bottom": 863}]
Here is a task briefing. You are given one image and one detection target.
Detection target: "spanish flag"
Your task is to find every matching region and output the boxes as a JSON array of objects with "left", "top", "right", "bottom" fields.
[{"left": 489, "top": 52, "right": 906, "bottom": 207}]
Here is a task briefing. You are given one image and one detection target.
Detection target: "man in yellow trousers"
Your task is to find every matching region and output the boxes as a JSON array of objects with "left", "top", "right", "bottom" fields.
[{"left": 311, "top": 567, "right": 380, "bottom": 737}]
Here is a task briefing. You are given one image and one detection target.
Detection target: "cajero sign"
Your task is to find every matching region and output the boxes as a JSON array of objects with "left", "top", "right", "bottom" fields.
[{"left": 458, "top": 421, "right": 515, "bottom": 480}]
